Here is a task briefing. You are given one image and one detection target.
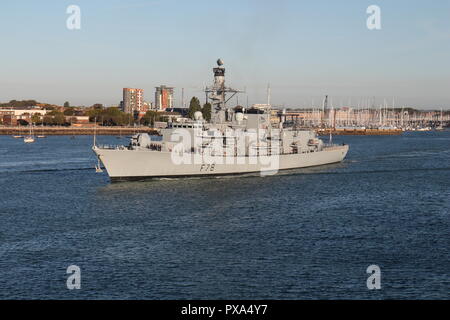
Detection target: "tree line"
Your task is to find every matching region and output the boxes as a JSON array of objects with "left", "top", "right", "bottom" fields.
[{"left": 3, "top": 98, "right": 214, "bottom": 126}]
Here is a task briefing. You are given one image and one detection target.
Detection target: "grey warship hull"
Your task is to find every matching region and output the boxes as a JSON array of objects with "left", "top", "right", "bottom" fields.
[{"left": 94, "top": 145, "right": 349, "bottom": 181}]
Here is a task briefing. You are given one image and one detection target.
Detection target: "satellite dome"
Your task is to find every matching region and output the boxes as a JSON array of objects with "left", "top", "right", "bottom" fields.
[
  {"left": 235, "top": 112, "right": 244, "bottom": 122},
  {"left": 217, "top": 58, "right": 224, "bottom": 66},
  {"left": 194, "top": 111, "right": 203, "bottom": 121}
]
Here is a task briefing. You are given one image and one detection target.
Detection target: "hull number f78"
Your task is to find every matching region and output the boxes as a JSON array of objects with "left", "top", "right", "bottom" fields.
[{"left": 200, "top": 164, "right": 216, "bottom": 172}]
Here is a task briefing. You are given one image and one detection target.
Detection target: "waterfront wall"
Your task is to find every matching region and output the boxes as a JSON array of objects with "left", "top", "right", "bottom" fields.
[
  {"left": 0, "top": 126, "right": 158, "bottom": 136},
  {"left": 317, "top": 128, "right": 403, "bottom": 136}
]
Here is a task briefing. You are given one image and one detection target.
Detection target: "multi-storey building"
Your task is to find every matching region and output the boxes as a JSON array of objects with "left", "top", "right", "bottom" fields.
[
  {"left": 122, "top": 88, "right": 144, "bottom": 113},
  {"left": 155, "top": 85, "right": 174, "bottom": 111}
]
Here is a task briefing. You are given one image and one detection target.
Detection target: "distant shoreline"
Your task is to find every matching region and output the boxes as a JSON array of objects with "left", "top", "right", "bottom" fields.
[
  {"left": 0, "top": 126, "right": 158, "bottom": 136},
  {"left": 0, "top": 126, "right": 407, "bottom": 136},
  {"left": 317, "top": 128, "right": 403, "bottom": 136}
]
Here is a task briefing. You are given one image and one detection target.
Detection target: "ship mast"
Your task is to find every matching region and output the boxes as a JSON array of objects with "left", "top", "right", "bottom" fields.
[{"left": 205, "top": 59, "right": 243, "bottom": 123}]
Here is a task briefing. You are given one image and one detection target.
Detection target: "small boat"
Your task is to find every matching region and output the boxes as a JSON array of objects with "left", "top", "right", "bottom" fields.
[
  {"left": 37, "top": 135, "right": 47, "bottom": 138},
  {"left": 24, "top": 136, "right": 35, "bottom": 143},
  {"left": 24, "top": 124, "right": 35, "bottom": 143},
  {"left": 13, "top": 135, "right": 23, "bottom": 138}
]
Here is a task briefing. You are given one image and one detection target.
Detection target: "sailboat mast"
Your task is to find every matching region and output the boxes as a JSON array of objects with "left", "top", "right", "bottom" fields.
[{"left": 93, "top": 117, "right": 97, "bottom": 147}]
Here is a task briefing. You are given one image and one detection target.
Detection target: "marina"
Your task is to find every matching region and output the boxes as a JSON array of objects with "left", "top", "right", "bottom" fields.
[
  {"left": 317, "top": 128, "right": 403, "bottom": 135},
  {"left": 278, "top": 105, "right": 450, "bottom": 133}
]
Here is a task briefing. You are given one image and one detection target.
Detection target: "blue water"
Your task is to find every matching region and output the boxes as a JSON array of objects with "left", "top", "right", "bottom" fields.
[{"left": 0, "top": 132, "right": 449, "bottom": 299}]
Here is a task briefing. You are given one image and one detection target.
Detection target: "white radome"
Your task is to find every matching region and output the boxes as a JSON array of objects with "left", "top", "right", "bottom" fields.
[{"left": 194, "top": 111, "right": 203, "bottom": 120}]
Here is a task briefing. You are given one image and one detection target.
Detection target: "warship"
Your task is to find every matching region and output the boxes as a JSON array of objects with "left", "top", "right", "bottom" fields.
[{"left": 93, "top": 59, "right": 349, "bottom": 181}]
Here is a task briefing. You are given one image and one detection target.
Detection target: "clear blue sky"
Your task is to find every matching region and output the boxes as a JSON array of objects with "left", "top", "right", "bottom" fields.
[{"left": 1, "top": 0, "right": 449, "bottom": 109}]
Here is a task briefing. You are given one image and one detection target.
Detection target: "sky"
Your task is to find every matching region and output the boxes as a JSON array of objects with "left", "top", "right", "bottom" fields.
[{"left": 0, "top": 0, "right": 449, "bottom": 109}]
